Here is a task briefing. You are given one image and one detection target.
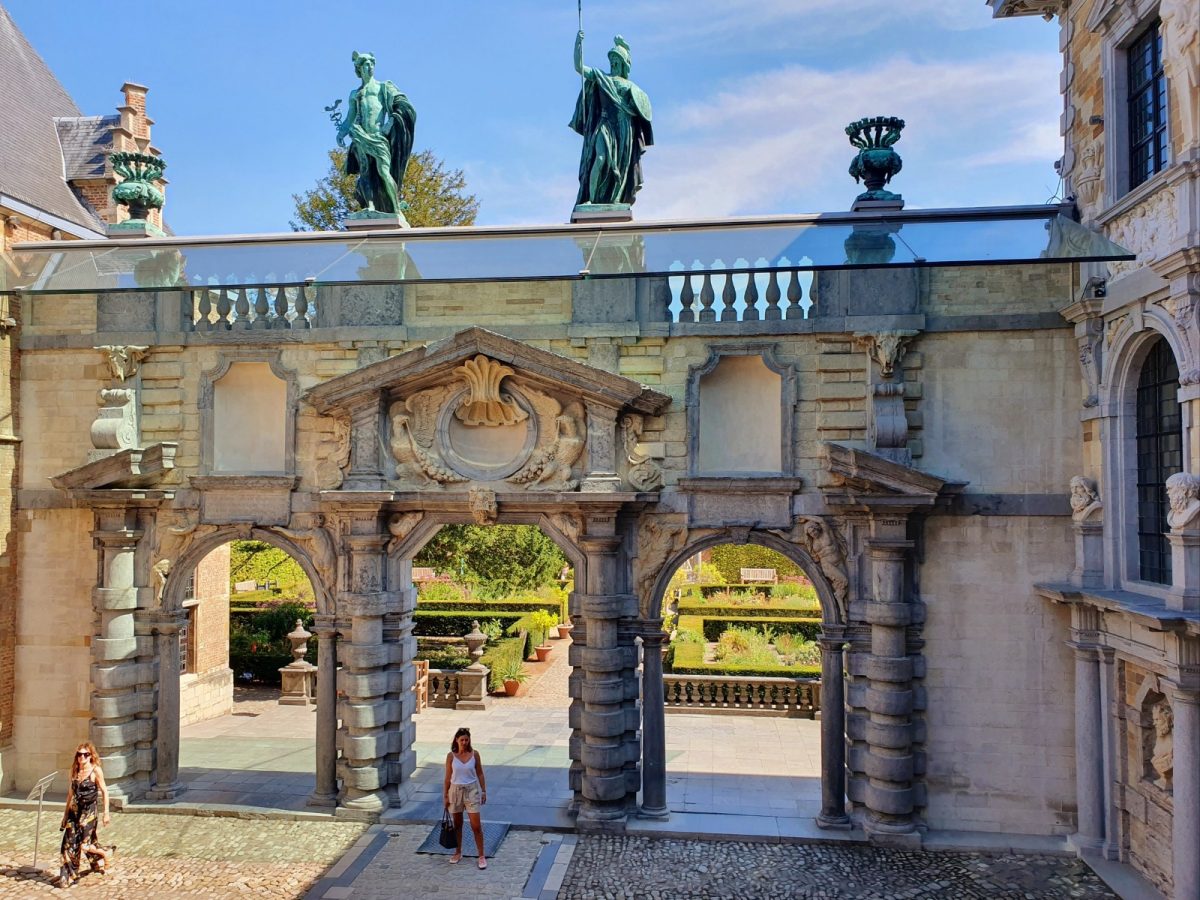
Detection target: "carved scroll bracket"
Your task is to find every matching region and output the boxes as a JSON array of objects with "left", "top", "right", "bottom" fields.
[{"left": 854, "top": 330, "right": 918, "bottom": 464}]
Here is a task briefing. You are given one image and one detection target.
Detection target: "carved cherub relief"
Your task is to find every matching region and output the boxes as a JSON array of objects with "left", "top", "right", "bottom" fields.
[
  {"left": 314, "top": 416, "right": 352, "bottom": 490},
  {"left": 508, "top": 388, "right": 585, "bottom": 490},
  {"left": 633, "top": 518, "right": 687, "bottom": 605},
  {"left": 621, "top": 413, "right": 664, "bottom": 491},
  {"left": 773, "top": 517, "right": 849, "bottom": 614}
]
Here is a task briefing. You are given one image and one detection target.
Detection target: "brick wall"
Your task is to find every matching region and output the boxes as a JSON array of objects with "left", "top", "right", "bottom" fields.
[{"left": 179, "top": 543, "right": 232, "bottom": 726}]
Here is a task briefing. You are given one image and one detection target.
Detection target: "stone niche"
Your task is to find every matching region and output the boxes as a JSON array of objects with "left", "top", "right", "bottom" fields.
[
  {"left": 690, "top": 345, "right": 794, "bottom": 475},
  {"left": 1119, "top": 663, "right": 1174, "bottom": 894},
  {"left": 209, "top": 360, "right": 291, "bottom": 474}
]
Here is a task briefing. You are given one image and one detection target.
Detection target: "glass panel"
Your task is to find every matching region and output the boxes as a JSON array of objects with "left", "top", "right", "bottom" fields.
[{"left": 1, "top": 209, "right": 1134, "bottom": 295}]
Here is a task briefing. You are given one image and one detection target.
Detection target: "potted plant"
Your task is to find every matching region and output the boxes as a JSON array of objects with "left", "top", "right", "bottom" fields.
[
  {"left": 555, "top": 595, "right": 573, "bottom": 639},
  {"left": 530, "top": 610, "right": 557, "bottom": 660},
  {"left": 493, "top": 657, "right": 527, "bottom": 696},
  {"left": 556, "top": 618, "right": 574, "bottom": 640}
]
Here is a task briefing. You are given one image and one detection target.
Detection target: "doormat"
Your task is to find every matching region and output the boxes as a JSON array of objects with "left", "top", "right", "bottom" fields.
[{"left": 415, "top": 821, "right": 511, "bottom": 857}]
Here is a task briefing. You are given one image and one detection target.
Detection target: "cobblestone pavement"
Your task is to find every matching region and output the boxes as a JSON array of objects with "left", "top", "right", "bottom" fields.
[
  {"left": 0, "top": 809, "right": 366, "bottom": 898},
  {"left": 321, "top": 824, "right": 548, "bottom": 900},
  {"left": 556, "top": 836, "right": 1118, "bottom": 900}
]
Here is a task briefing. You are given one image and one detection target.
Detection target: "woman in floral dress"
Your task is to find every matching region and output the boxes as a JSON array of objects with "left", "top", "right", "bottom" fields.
[{"left": 58, "top": 742, "right": 113, "bottom": 886}]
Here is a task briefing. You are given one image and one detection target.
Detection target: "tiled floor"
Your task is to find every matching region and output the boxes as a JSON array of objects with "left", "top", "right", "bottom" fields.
[{"left": 176, "top": 697, "right": 824, "bottom": 825}]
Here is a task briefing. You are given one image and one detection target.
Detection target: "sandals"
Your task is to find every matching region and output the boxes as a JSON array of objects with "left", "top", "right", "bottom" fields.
[
  {"left": 449, "top": 852, "right": 462, "bottom": 864},
  {"left": 477, "top": 856, "right": 487, "bottom": 870}
]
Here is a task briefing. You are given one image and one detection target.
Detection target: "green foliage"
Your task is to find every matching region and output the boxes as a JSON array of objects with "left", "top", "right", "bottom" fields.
[
  {"left": 713, "top": 626, "right": 778, "bottom": 667},
  {"left": 478, "top": 620, "right": 505, "bottom": 643},
  {"left": 774, "top": 633, "right": 822, "bottom": 666},
  {"left": 707, "top": 544, "right": 801, "bottom": 584},
  {"left": 481, "top": 636, "right": 528, "bottom": 689},
  {"left": 417, "top": 646, "right": 471, "bottom": 670},
  {"left": 415, "top": 525, "right": 569, "bottom": 598},
  {"left": 229, "top": 541, "right": 312, "bottom": 602},
  {"left": 229, "top": 601, "right": 315, "bottom": 683},
  {"left": 666, "top": 614, "right": 822, "bottom": 677},
  {"left": 529, "top": 610, "right": 558, "bottom": 646},
  {"left": 291, "top": 148, "right": 479, "bottom": 231},
  {"left": 416, "top": 582, "right": 465, "bottom": 604},
  {"left": 699, "top": 617, "right": 822, "bottom": 642},
  {"left": 491, "top": 655, "right": 528, "bottom": 685},
  {"left": 676, "top": 604, "right": 820, "bottom": 619},
  {"left": 669, "top": 638, "right": 820, "bottom": 678},
  {"left": 667, "top": 561, "right": 725, "bottom": 595},
  {"left": 770, "top": 581, "right": 815, "bottom": 599},
  {"left": 415, "top": 598, "right": 561, "bottom": 615},
  {"left": 413, "top": 611, "right": 522, "bottom": 637}
]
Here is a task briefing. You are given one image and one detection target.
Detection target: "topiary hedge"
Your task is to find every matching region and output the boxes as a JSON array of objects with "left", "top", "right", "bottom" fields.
[
  {"left": 699, "top": 617, "right": 822, "bottom": 642},
  {"left": 417, "top": 599, "right": 561, "bottom": 615},
  {"left": 676, "top": 605, "right": 821, "bottom": 619},
  {"left": 412, "top": 610, "right": 525, "bottom": 637},
  {"left": 669, "top": 639, "right": 820, "bottom": 678}
]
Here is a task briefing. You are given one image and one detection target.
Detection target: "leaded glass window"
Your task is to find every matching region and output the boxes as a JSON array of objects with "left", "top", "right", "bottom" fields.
[
  {"left": 1128, "top": 21, "right": 1168, "bottom": 190},
  {"left": 1135, "top": 338, "right": 1181, "bottom": 584}
]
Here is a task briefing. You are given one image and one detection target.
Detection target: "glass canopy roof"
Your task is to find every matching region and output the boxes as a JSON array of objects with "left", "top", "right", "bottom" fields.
[{"left": 0, "top": 205, "right": 1132, "bottom": 295}]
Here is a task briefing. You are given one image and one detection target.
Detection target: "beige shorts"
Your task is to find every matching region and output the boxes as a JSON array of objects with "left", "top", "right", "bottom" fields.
[{"left": 448, "top": 782, "right": 481, "bottom": 814}]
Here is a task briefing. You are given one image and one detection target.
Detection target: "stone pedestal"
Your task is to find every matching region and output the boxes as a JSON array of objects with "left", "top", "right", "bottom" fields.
[
  {"left": 344, "top": 210, "right": 410, "bottom": 230},
  {"left": 278, "top": 619, "right": 317, "bottom": 706},
  {"left": 1167, "top": 526, "right": 1200, "bottom": 611},
  {"left": 1168, "top": 684, "right": 1199, "bottom": 900},
  {"left": 1072, "top": 519, "right": 1105, "bottom": 588},
  {"left": 455, "top": 665, "right": 490, "bottom": 710}
]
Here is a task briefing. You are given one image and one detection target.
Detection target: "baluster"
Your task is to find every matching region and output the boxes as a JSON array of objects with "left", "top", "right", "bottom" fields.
[
  {"left": 190, "top": 292, "right": 207, "bottom": 331},
  {"left": 785, "top": 271, "right": 804, "bottom": 319},
  {"left": 719, "top": 273, "right": 737, "bottom": 322},
  {"left": 764, "top": 271, "right": 781, "bottom": 320},
  {"left": 743, "top": 272, "right": 760, "bottom": 321},
  {"left": 215, "top": 289, "right": 233, "bottom": 329},
  {"left": 294, "top": 285, "right": 312, "bottom": 329},
  {"left": 253, "top": 288, "right": 270, "bottom": 329},
  {"left": 678, "top": 275, "right": 695, "bottom": 323},
  {"left": 273, "top": 287, "right": 290, "bottom": 328},
  {"left": 232, "top": 288, "right": 250, "bottom": 329},
  {"left": 698, "top": 272, "right": 716, "bottom": 322}
]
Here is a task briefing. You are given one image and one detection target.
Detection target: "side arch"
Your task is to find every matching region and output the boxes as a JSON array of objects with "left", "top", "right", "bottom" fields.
[
  {"left": 162, "top": 525, "right": 335, "bottom": 617},
  {"left": 644, "top": 527, "right": 845, "bottom": 627}
]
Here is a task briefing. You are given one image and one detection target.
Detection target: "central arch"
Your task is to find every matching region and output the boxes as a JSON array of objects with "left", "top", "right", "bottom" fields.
[{"left": 640, "top": 526, "right": 850, "bottom": 828}]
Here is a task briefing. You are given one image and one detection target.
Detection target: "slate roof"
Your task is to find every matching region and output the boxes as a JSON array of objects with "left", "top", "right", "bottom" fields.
[
  {"left": 0, "top": 5, "right": 105, "bottom": 233},
  {"left": 56, "top": 115, "right": 117, "bottom": 180}
]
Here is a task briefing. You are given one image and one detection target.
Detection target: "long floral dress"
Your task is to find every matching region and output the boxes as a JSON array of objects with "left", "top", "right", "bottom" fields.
[{"left": 59, "top": 776, "right": 104, "bottom": 882}]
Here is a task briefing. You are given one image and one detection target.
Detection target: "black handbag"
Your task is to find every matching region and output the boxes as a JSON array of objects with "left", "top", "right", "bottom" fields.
[{"left": 438, "top": 808, "right": 458, "bottom": 849}]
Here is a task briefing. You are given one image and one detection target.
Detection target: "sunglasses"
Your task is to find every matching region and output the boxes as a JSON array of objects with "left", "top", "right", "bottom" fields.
[{"left": 76, "top": 752, "right": 91, "bottom": 758}]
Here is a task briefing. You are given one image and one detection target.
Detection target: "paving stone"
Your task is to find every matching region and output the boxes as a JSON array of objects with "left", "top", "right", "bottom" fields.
[{"left": 555, "top": 836, "right": 1117, "bottom": 900}]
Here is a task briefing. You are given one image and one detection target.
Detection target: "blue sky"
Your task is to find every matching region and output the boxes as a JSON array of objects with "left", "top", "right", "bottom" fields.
[{"left": 9, "top": 0, "right": 1063, "bottom": 235}]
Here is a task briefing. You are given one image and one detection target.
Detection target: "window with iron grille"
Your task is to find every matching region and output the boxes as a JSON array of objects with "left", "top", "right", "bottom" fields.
[
  {"left": 1127, "top": 21, "right": 1168, "bottom": 190},
  {"left": 1135, "top": 338, "right": 1181, "bottom": 584}
]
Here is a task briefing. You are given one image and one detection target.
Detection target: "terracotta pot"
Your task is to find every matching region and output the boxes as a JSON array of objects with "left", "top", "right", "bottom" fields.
[
  {"left": 556, "top": 624, "right": 574, "bottom": 640},
  {"left": 534, "top": 645, "right": 552, "bottom": 662},
  {"left": 503, "top": 679, "right": 521, "bottom": 696}
]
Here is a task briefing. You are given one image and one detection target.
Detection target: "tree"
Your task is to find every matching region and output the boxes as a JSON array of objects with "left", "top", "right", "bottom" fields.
[
  {"left": 291, "top": 148, "right": 479, "bottom": 230},
  {"left": 415, "top": 525, "right": 568, "bottom": 598}
]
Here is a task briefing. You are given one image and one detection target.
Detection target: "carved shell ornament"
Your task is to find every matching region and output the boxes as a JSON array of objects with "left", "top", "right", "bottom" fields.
[{"left": 454, "top": 355, "right": 528, "bottom": 427}]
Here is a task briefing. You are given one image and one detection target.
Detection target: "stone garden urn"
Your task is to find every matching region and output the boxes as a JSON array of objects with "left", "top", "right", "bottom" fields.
[
  {"left": 278, "top": 619, "right": 316, "bottom": 706},
  {"left": 846, "top": 116, "right": 905, "bottom": 205}
]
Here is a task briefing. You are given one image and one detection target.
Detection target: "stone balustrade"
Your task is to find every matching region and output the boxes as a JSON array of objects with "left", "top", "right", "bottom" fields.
[
  {"left": 426, "top": 669, "right": 462, "bottom": 708},
  {"left": 663, "top": 673, "right": 820, "bottom": 718},
  {"left": 185, "top": 285, "right": 317, "bottom": 331},
  {"left": 671, "top": 269, "right": 813, "bottom": 323}
]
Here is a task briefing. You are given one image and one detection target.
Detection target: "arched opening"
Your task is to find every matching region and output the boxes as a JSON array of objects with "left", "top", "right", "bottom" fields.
[
  {"left": 157, "top": 528, "right": 331, "bottom": 809},
  {"left": 1134, "top": 337, "right": 1182, "bottom": 584},
  {"left": 396, "top": 520, "right": 579, "bottom": 824},
  {"left": 644, "top": 533, "right": 846, "bottom": 827}
]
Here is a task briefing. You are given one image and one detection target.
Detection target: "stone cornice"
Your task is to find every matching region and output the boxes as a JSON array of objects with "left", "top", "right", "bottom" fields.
[
  {"left": 988, "top": 0, "right": 1063, "bottom": 20},
  {"left": 50, "top": 442, "right": 177, "bottom": 491},
  {"left": 1036, "top": 582, "right": 1200, "bottom": 637},
  {"left": 820, "top": 442, "right": 963, "bottom": 507},
  {"left": 305, "top": 326, "right": 671, "bottom": 417}
]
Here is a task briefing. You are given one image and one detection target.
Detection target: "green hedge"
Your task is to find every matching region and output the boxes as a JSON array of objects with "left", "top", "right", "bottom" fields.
[
  {"left": 480, "top": 636, "right": 527, "bottom": 691},
  {"left": 417, "top": 599, "right": 561, "bottom": 615},
  {"left": 699, "top": 617, "right": 822, "bottom": 642},
  {"left": 412, "top": 610, "right": 525, "bottom": 637},
  {"left": 676, "top": 605, "right": 821, "bottom": 619},
  {"left": 669, "top": 639, "right": 820, "bottom": 678}
]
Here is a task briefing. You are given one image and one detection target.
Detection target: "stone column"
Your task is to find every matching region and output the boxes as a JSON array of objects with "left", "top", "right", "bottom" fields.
[
  {"left": 309, "top": 616, "right": 339, "bottom": 808},
  {"left": 818, "top": 630, "right": 850, "bottom": 828},
  {"left": 146, "top": 612, "right": 186, "bottom": 800},
  {"left": 1068, "top": 607, "right": 1105, "bottom": 852},
  {"left": 1098, "top": 647, "right": 1120, "bottom": 860},
  {"left": 638, "top": 623, "right": 669, "bottom": 819},
  {"left": 574, "top": 514, "right": 638, "bottom": 831},
  {"left": 90, "top": 507, "right": 153, "bottom": 804},
  {"left": 1168, "top": 684, "right": 1200, "bottom": 900},
  {"left": 336, "top": 531, "right": 400, "bottom": 818},
  {"left": 581, "top": 404, "right": 622, "bottom": 492},
  {"left": 861, "top": 538, "right": 918, "bottom": 845}
]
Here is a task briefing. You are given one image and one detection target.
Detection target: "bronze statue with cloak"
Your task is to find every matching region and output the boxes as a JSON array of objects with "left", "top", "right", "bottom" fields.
[
  {"left": 337, "top": 51, "right": 416, "bottom": 216},
  {"left": 570, "top": 32, "right": 653, "bottom": 211}
]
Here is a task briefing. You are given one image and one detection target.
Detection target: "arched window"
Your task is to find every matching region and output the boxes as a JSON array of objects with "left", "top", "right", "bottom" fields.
[{"left": 1135, "top": 338, "right": 1181, "bottom": 584}]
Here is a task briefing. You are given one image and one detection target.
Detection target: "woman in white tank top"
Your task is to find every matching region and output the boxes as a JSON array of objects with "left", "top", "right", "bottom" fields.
[{"left": 443, "top": 726, "right": 488, "bottom": 867}]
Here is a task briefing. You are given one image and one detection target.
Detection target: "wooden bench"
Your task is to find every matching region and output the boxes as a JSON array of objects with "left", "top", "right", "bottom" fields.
[
  {"left": 413, "top": 659, "right": 430, "bottom": 712},
  {"left": 740, "top": 567, "right": 778, "bottom": 584}
]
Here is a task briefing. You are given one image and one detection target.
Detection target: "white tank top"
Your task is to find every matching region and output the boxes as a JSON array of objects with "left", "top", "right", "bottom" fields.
[{"left": 451, "top": 753, "right": 478, "bottom": 785}]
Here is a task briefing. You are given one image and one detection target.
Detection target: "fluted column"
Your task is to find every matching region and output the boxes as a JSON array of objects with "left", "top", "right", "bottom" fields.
[
  {"left": 146, "top": 612, "right": 186, "bottom": 800},
  {"left": 90, "top": 508, "right": 153, "bottom": 804},
  {"left": 862, "top": 538, "right": 917, "bottom": 844},
  {"left": 639, "top": 623, "right": 669, "bottom": 819},
  {"left": 1167, "top": 684, "right": 1200, "bottom": 900},
  {"left": 308, "top": 615, "right": 339, "bottom": 807},
  {"left": 817, "top": 629, "right": 850, "bottom": 828}
]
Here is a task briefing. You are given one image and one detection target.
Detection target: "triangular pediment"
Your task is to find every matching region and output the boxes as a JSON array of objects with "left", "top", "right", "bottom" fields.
[
  {"left": 305, "top": 327, "right": 669, "bottom": 417},
  {"left": 820, "top": 442, "right": 965, "bottom": 509}
]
